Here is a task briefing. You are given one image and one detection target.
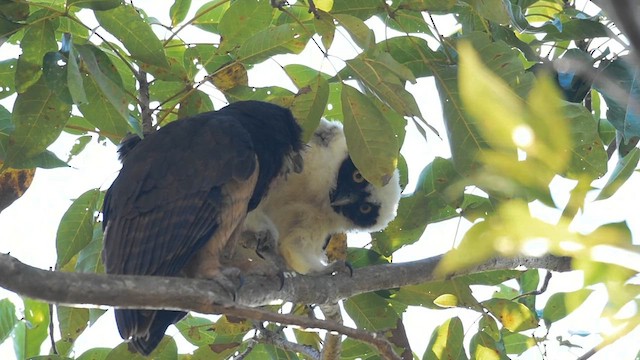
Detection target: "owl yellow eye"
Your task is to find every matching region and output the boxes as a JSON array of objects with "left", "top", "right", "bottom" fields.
[
  {"left": 359, "top": 204, "right": 372, "bottom": 214},
  {"left": 352, "top": 170, "right": 365, "bottom": 183}
]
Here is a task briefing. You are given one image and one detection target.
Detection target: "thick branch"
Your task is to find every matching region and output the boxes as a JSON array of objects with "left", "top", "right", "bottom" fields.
[
  {"left": 0, "top": 253, "right": 570, "bottom": 359},
  {"left": 0, "top": 253, "right": 571, "bottom": 310}
]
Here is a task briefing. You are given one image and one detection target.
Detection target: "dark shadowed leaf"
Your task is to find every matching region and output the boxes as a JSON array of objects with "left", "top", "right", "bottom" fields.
[
  {"left": 342, "top": 85, "right": 400, "bottom": 187},
  {"left": 344, "top": 293, "right": 399, "bottom": 331},
  {"left": 290, "top": 75, "right": 329, "bottom": 142},
  {"left": 0, "top": 59, "right": 17, "bottom": 100},
  {"left": 6, "top": 78, "right": 71, "bottom": 166}
]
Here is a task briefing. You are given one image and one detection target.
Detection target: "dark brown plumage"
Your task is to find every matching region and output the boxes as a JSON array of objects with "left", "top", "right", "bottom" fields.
[{"left": 102, "top": 101, "right": 303, "bottom": 355}]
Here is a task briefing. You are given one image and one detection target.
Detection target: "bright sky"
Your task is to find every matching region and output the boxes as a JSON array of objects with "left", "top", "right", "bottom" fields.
[{"left": 1, "top": 1, "right": 639, "bottom": 359}]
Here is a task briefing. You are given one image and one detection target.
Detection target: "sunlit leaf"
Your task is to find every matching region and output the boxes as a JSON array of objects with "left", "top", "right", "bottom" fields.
[
  {"left": 482, "top": 298, "right": 538, "bottom": 332},
  {"left": 542, "top": 289, "right": 592, "bottom": 325},
  {"left": 13, "top": 298, "right": 50, "bottom": 360},
  {"left": 330, "top": 0, "right": 383, "bottom": 19},
  {"left": 423, "top": 317, "right": 467, "bottom": 360}
]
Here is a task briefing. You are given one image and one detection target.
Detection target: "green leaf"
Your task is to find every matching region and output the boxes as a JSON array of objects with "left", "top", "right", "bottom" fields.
[
  {"left": 470, "top": 332, "right": 508, "bottom": 360},
  {"left": 341, "top": 338, "right": 377, "bottom": 360},
  {"left": 236, "top": 23, "right": 310, "bottom": 65},
  {"left": 313, "top": 11, "right": 335, "bottom": 50},
  {"left": 68, "top": 0, "right": 122, "bottom": 10},
  {"left": 290, "top": 76, "right": 329, "bottom": 142},
  {"left": 423, "top": 317, "right": 467, "bottom": 360},
  {"left": 67, "top": 135, "right": 92, "bottom": 162},
  {"left": 15, "top": 19, "right": 58, "bottom": 93},
  {"left": 106, "top": 336, "right": 177, "bottom": 360},
  {"left": 140, "top": 39, "right": 190, "bottom": 82},
  {"left": 343, "top": 293, "right": 399, "bottom": 331},
  {"left": 218, "top": 0, "right": 273, "bottom": 53},
  {"left": 10, "top": 150, "right": 68, "bottom": 169},
  {"left": 192, "top": 0, "right": 230, "bottom": 33},
  {"left": 563, "top": 103, "right": 608, "bottom": 180},
  {"left": 6, "top": 77, "right": 71, "bottom": 166},
  {"left": 482, "top": 298, "right": 538, "bottom": 332},
  {"left": 376, "top": 37, "right": 445, "bottom": 78},
  {"left": 170, "top": 0, "right": 191, "bottom": 26},
  {"left": 176, "top": 314, "right": 251, "bottom": 350},
  {"left": 341, "top": 85, "right": 399, "bottom": 187},
  {"left": 43, "top": 51, "right": 73, "bottom": 104},
  {"left": 332, "top": 14, "right": 374, "bottom": 49},
  {"left": 596, "top": 148, "right": 640, "bottom": 200},
  {"left": 75, "top": 44, "right": 130, "bottom": 141},
  {"left": 343, "top": 55, "right": 422, "bottom": 119},
  {"left": 0, "top": 298, "right": 17, "bottom": 343},
  {"left": 178, "top": 89, "right": 213, "bottom": 119},
  {"left": 462, "top": 0, "right": 509, "bottom": 24},
  {"left": 76, "top": 348, "right": 111, "bottom": 360},
  {"left": 76, "top": 222, "right": 105, "bottom": 273},
  {"left": 502, "top": 330, "right": 536, "bottom": 355},
  {"left": 56, "top": 188, "right": 101, "bottom": 268},
  {"left": 396, "top": 0, "right": 456, "bottom": 12},
  {"left": 373, "top": 157, "right": 461, "bottom": 255},
  {"left": 330, "top": 0, "right": 383, "bottom": 20},
  {"left": 67, "top": 45, "right": 88, "bottom": 104},
  {"left": 393, "top": 279, "right": 477, "bottom": 310},
  {"left": 0, "top": 59, "right": 17, "bottom": 100},
  {"left": 57, "top": 306, "right": 89, "bottom": 356},
  {"left": 95, "top": 5, "right": 169, "bottom": 68},
  {"left": 542, "top": 289, "right": 593, "bottom": 325},
  {"left": 13, "top": 298, "right": 50, "bottom": 360}
]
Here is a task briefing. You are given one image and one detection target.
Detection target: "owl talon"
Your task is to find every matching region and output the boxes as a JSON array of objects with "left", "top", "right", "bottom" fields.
[{"left": 213, "top": 267, "right": 244, "bottom": 303}]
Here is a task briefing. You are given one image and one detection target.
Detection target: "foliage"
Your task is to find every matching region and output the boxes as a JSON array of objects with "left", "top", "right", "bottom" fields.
[{"left": 0, "top": 0, "right": 639, "bottom": 359}]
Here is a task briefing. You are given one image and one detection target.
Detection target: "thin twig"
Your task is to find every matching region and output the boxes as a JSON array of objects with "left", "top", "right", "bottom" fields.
[
  {"left": 136, "top": 69, "right": 153, "bottom": 133},
  {"left": 259, "top": 327, "right": 321, "bottom": 359}
]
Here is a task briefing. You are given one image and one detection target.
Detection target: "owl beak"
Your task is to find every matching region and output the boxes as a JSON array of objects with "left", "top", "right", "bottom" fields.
[{"left": 330, "top": 192, "right": 358, "bottom": 206}]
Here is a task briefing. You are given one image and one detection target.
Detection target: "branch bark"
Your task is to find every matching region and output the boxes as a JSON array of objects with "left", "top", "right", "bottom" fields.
[
  {"left": 0, "top": 253, "right": 571, "bottom": 310},
  {"left": 0, "top": 253, "right": 571, "bottom": 359}
]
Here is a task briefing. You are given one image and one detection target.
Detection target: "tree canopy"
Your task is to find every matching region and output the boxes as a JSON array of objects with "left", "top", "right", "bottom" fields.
[{"left": 0, "top": 0, "right": 639, "bottom": 359}]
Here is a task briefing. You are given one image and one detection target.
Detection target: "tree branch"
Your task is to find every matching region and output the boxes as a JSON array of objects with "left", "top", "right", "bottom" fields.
[
  {"left": 0, "top": 253, "right": 571, "bottom": 359},
  {"left": 0, "top": 253, "right": 571, "bottom": 309}
]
